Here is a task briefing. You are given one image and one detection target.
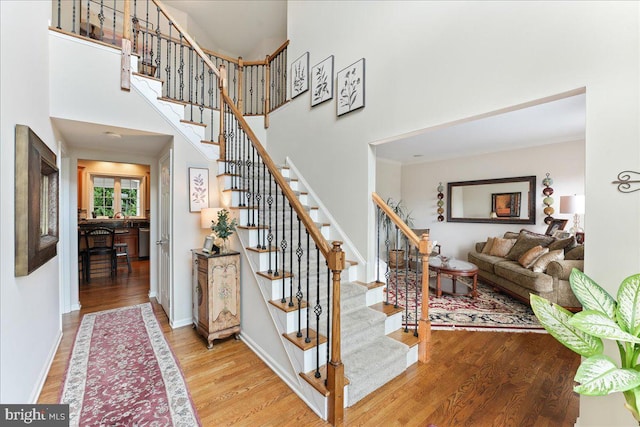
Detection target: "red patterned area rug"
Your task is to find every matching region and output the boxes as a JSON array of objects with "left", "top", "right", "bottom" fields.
[
  {"left": 386, "top": 272, "right": 544, "bottom": 332},
  {"left": 60, "top": 303, "right": 200, "bottom": 426}
]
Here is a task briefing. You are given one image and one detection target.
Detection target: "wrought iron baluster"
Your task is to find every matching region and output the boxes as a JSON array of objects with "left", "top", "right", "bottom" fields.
[
  {"left": 188, "top": 48, "right": 193, "bottom": 121},
  {"left": 194, "top": 55, "right": 199, "bottom": 121},
  {"left": 376, "top": 206, "right": 381, "bottom": 283},
  {"left": 260, "top": 63, "right": 265, "bottom": 115},
  {"left": 85, "top": 0, "right": 90, "bottom": 40},
  {"left": 314, "top": 245, "right": 321, "bottom": 379},
  {"left": 288, "top": 203, "right": 294, "bottom": 307},
  {"left": 166, "top": 22, "right": 172, "bottom": 99},
  {"left": 404, "top": 237, "right": 410, "bottom": 333},
  {"left": 209, "top": 67, "right": 214, "bottom": 141},
  {"left": 155, "top": 6, "right": 161, "bottom": 79},
  {"left": 266, "top": 170, "right": 274, "bottom": 274},
  {"left": 178, "top": 35, "right": 184, "bottom": 101},
  {"left": 394, "top": 226, "right": 400, "bottom": 308},
  {"left": 98, "top": 0, "right": 104, "bottom": 41},
  {"left": 56, "top": 0, "right": 61, "bottom": 29},
  {"left": 273, "top": 179, "right": 279, "bottom": 277},
  {"left": 296, "top": 216, "right": 303, "bottom": 337},
  {"left": 144, "top": 0, "right": 150, "bottom": 72},
  {"left": 240, "top": 130, "right": 246, "bottom": 207},
  {"left": 199, "top": 57, "right": 205, "bottom": 123},
  {"left": 279, "top": 191, "right": 287, "bottom": 288},
  {"left": 251, "top": 145, "right": 256, "bottom": 227},
  {"left": 112, "top": 0, "right": 116, "bottom": 45},
  {"left": 305, "top": 230, "right": 311, "bottom": 343},
  {"left": 131, "top": 0, "right": 138, "bottom": 54},
  {"left": 249, "top": 65, "right": 254, "bottom": 114},
  {"left": 384, "top": 216, "right": 391, "bottom": 305}
]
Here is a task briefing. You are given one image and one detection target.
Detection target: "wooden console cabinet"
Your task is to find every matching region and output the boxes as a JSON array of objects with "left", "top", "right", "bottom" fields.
[{"left": 191, "top": 250, "right": 241, "bottom": 349}]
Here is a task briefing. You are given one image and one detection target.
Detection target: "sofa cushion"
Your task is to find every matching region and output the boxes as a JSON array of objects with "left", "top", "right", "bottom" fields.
[
  {"left": 481, "top": 237, "right": 496, "bottom": 254},
  {"left": 468, "top": 251, "right": 505, "bottom": 274},
  {"left": 548, "top": 236, "right": 577, "bottom": 253},
  {"left": 503, "top": 231, "right": 520, "bottom": 239},
  {"left": 518, "top": 245, "right": 549, "bottom": 268},
  {"left": 489, "top": 238, "right": 516, "bottom": 257},
  {"left": 494, "top": 260, "right": 554, "bottom": 293},
  {"left": 532, "top": 249, "right": 565, "bottom": 273},
  {"left": 565, "top": 245, "right": 585, "bottom": 260},
  {"left": 505, "top": 230, "right": 555, "bottom": 261}
]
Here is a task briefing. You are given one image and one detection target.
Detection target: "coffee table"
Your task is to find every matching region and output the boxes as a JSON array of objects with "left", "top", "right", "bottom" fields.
[{"left": 428, "top": 257, "right": 479, "bottom": 299}]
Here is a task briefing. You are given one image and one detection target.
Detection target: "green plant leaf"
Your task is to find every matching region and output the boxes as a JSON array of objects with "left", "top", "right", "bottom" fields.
[
  {"left": 570, "top": 269, "right": 616, "bottom": 319},
  {"left": 574, "top": 354, "right": 640, "bottom": 395},
  {"left": 530, "top": 294, "right": 603, "bottom": 357},
  {"left": 569, "top": 310, "right": 640, "bottom": 344},
  {"left": 617, "top": 274, "right": 640, "bottom": 335}
]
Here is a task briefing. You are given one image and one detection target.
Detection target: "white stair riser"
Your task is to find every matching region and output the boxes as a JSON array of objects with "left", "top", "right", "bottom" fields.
[
  {"left": 406, "top": 345, "right": 418, "bottom": 367},
  {"left": 385, "top": 312, "right": 403, "bottom": 335},
  {"left": 269, "top": 304, "right": 310, "bottom": 335},
  {"left": 257, "top": 275, "right": 293, "bottom": 301},
  {"left": 366, "top": 286, "right": 385, "bottom": 306},
  {"left": 282, "top": 338, "right": 328, "bottom": 375}
]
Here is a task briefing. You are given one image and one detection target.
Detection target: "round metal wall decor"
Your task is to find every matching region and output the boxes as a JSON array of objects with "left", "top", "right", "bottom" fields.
[{"left": 542, "top": 173, "right": 554, "bottom": 224}]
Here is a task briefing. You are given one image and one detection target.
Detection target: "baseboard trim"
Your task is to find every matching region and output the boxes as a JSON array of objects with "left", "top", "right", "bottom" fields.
[
  {"left": 31, "top": 329, "right": 63, "bottom": 403},
  {"left": 170, "top": 317, "right": 192, "bottom": 329},
  {"left": 240, "top": 332, "right": 325, "bottom": 420}
]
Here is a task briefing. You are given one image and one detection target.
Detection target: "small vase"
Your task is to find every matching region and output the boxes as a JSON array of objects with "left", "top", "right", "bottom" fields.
[{"left": 220, "top": 239, "right": 229, "bottom": 254}]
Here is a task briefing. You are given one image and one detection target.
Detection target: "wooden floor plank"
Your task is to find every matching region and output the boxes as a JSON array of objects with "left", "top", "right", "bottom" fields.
[{"left": 38, "top": 260, "right": 580, "bottom": 426}]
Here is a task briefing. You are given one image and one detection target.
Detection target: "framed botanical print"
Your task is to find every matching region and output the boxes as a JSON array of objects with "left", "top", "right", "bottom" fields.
[
  {"left": 311, "top": 55, "right": 334, "bottom": 107},
  {"left": 337, "top": 58, "right": 365, "bottom": 116},
  {"left": 291, "top": 52, "right": 309, "bottom": 99},
  {"left": 189, "top": 167, "right": 209, "bottom": 212}
]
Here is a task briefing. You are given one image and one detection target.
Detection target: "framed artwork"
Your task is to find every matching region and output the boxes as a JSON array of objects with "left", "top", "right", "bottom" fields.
[
  {"left": 545, "top": 218, "right": 568, "bottom": 236},
  {"left": 291, "top": 52, "right": 309, "bottom": 99},
  {"left": 15, "top": 125, "right": 59, "bottom": 276},
  {"left": 311, "top": 55, "right": 334, "bottom": 107},
  {"left": 202, "top": 236, "right": 215, "bottom": 253},
  {"left": 337, "top": 58, "right": 365, "bottom": 116},
  {"left": 491, "top": 192, "right": 521, "bottom": 217},
  {"left": 575, "top": 232, "right": 585, "bottom": 245},
  {"left": 189, "top": 167, "right": 209, "bottom": 212}
]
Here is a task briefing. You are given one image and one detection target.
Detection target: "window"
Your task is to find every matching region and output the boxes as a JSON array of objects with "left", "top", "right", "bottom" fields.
[{"left": 91, "top": 175, "right": 143, "bottom": 218}]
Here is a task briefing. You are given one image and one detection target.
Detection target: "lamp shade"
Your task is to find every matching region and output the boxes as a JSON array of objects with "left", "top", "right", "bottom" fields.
[
  {"left": 559, "top": 195, "right": 585, "bottom": 214},
  {"left": 200, "top": 207, "right": 222, "bottom": 229}
]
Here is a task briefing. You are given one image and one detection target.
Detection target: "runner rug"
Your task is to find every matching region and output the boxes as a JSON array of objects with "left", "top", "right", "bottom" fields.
[
  {"left": 60, "top": 303, "right": 200, "bottom": 426},
  {"left": 386, "top": 272, "right": 543, "bottom": 332}
]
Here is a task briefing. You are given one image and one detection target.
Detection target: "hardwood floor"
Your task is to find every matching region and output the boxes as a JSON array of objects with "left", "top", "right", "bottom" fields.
[{"left": 39, "top": 260, "right": 580, "bottom": 426}]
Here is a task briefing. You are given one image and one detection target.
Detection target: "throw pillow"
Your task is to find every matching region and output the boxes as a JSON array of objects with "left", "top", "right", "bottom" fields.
[
  {"left": 532, "top": 249, "right": 565, "bottom": 273},
  {"left": 548, "top": 236, "right": 577, "bottom": 252},
  {"left": 481, "top": 237, "right": 496, "bottom": 254},
  {"left": 489, "top": 238, "right": 517, "bottom": 257},
  {"left": 503, "top": 231, "right": 520, "bottom": 240},
  {"left": 565, "top": 245, "right": 585, "bottom": 260},
  {"left": 518, "top": 245, "right": 549, "bottom": 268},
  {"left": 505, "top": 230, "right": 555, "bottom": 261}
]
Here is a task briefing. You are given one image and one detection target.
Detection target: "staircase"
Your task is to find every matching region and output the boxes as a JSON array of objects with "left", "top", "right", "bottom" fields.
[{"left": 51, "top": 0, "right": 428, "bottom": 422}]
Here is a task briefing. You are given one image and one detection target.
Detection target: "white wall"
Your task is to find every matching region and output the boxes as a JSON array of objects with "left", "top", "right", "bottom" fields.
[
  {"left": 272, "top": 2, "right": 639, "bottom": 424},
  {"left": 0, "top": 0, "right": 62, "bottom": 403},
  {"left": 401, "top": 140, "right": 585, "bottom": 259},
  {"left": 375, "top": 158, "right": 402, "bottom": 202},
  {"left": 49, "top": 33, "right": 218, "bottom": 327}
]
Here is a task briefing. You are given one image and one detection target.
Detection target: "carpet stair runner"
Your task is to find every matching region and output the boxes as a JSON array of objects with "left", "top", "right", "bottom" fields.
[{"left": 221, "top": 160, "right": 415, "bottom": 409}]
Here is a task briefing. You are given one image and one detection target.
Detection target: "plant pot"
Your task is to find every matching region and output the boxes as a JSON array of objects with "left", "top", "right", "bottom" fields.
[{"left": 388, "top": 249, "right": 406, "bottom": 269}]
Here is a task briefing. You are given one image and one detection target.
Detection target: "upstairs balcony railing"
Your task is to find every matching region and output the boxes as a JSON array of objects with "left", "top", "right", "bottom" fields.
[{"left": 51, "top": 0, "right": 288, "bottom": 133}]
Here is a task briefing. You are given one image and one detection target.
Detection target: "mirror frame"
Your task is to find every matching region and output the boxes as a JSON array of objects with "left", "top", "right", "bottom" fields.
[{"left": 446, "top": 175, "right": 536, "bottom": 224}]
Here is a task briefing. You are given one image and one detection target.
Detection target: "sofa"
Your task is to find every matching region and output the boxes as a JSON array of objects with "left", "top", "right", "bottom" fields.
[{"left": 468, "top": 229, "right": 584, "bottom": 310}]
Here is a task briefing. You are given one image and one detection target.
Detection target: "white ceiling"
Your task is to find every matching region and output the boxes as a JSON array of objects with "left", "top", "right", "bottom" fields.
[
  {"left": 374, "top": 93, "right": 586, "bottom": 165},
  {"left": 52, "top": 118, "right": 172, "bottom": 157},
  {"left": 163, "top": 0, "right": 287, "bottom": 58}
]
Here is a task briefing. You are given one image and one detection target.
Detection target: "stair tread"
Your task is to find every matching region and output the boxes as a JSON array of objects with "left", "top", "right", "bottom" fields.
[
  {"left": 370, "top": 302, "right": 405, "bottom": 317},
  {"left": 388, "top": 328, "right": 419, "bottom": 348}
]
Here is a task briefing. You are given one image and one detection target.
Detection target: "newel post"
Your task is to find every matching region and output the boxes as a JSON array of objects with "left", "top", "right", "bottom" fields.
[
  {"left": 218, "top": 64, "right": 227, "bottom": 161},
  {"left": 120, "top": 0, "right": 132, "bottom": 91},
  {"left": 418, "top": 233, "right": 432, "bottom": 363},
  {"left": 327, "top": 241, "right": 345, "bottom": 426}
]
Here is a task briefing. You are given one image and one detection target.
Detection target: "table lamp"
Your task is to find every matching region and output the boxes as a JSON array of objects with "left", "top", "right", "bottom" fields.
[
  {"left": 200, "top": 207, "right": 222, "bottom": 236},
  {"left": 559, "top": 195, "right": 585, "bottom": 234}
]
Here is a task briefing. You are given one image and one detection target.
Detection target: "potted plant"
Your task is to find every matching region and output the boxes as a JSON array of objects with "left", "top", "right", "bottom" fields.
[
  {"left": 380, "top": 198, "right": 414, "bottom": 268},
  {"left": 531, "top": 269, "right": 640, "bottom": 423},
  {"left": 210, "top": 209, "right": 238, "bottom": 253}
]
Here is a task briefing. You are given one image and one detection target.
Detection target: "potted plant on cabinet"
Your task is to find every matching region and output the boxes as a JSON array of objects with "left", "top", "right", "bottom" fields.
[
  {"left": 210, "top": 209, "right": 238, "bottom": 254},
  {"left": 380, "top": 198, "right": 414, "bottom": 268},
  {"left": 531, "top": 269, "right": 640, "bottom": 424}
]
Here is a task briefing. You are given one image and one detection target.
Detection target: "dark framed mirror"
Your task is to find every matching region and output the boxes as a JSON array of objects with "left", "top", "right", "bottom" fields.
[{"left": 447, "top": 176, "right": 536, "bottom": 224}]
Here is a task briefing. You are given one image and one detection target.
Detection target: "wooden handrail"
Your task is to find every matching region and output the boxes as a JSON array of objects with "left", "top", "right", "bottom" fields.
[
  {"left": 220, "top": 92, "right": 332, "bottom": 258},
  {"left": 372, "top": 192, "right": 420, "bottom": 249},
  {"left": 151, "top": 0, "right": 220, "bottom": 78}
]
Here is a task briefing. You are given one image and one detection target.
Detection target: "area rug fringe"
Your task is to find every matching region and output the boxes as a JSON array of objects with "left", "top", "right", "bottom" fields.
[{"left": 60, "top": 303, "right": 200, "bottom": 427}]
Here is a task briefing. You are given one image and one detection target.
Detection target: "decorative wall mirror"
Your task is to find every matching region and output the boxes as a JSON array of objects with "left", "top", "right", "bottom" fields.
[
  {"left": 447, "top": 176, "right": 536, "bottom": 224},
  {"left": 15, "top": 125, "right": 59, "bottom": 276}
]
